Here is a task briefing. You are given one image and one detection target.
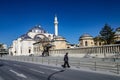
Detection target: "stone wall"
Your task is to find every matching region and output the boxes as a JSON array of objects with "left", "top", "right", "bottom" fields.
[{"left": 49, "top": 44, "right": 120, "bottom": 58}]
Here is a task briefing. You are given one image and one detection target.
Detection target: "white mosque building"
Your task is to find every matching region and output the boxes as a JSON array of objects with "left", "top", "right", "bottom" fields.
[{"left": 9, "top": 16, "right": 68, "bottom": 56}]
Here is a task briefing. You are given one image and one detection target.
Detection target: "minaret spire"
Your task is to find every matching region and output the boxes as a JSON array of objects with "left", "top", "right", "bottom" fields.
[{"left": 54, "top": 15, "right": 58, "bottom": 36}]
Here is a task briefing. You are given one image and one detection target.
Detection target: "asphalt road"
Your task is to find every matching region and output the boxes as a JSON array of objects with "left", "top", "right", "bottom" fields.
[{"left": 0, "top": 59, "right": 120, "bottom": 80}]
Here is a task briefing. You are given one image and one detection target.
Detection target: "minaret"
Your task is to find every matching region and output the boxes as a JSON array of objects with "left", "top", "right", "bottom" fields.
[{"left": 54, "top": 15, "right": 58, "bottom": 36}]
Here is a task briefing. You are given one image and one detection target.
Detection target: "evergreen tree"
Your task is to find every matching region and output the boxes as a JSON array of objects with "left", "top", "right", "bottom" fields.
[
  {"left": 0, "top": 43, "right": 3, "bottom": 48},
  {"left": 99, "top": 24, "right": 115, "bottom": 44}
]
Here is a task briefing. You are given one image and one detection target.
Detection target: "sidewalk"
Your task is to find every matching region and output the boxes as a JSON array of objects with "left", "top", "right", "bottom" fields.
[
  {"left": 18, "top": 59, "right": 120, "bottom": 77},
  {"left": 0, "top": 56, "right": 120, "bottom": 76}
]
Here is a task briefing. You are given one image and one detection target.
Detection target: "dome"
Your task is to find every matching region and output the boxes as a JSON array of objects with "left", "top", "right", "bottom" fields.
[
  {"left": 79, "top": 33, "right": 93, "bottom": 40},
  {"left": 115, "top": 31, "right": 120, "bottom": 35},
  {"left": 80, "top": 33, "right": 92, "bottom": 38},
  {"left": 28, "top": 25, "right": 46, "bottom": 33},
  {"left": 20, "top": 34, "right": 32, "bottom": 40},
  {"left": 115, "top": 27, "right": 120, "bottom": 35},
  {"left": 53, "top": 35, "right": 65, "bottom": 40}
]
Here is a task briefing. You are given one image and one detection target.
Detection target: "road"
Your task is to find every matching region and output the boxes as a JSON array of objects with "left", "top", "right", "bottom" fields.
[{"left": 0, "top": 59, "right": 120, "bottom": 80}]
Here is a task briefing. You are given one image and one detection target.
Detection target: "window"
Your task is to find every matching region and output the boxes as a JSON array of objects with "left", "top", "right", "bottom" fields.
[
  {"left": 85, "top": 41, "right": 88, "bottom": 46},
  {"left": 29, "top": 49, "right": 31, "bottom": 53},
  {"left": 91, "top": 42, "right": 93, "bottom": 44}
]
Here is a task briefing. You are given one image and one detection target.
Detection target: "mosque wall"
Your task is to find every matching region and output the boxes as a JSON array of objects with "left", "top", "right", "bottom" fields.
[{"left": 49, "top": 44, "right": 120, "bottom": 58}]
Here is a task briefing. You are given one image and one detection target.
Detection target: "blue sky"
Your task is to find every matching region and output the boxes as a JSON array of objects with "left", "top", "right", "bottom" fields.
[{"left": 0, "top": 0, "right": 120, "bottom": 46}]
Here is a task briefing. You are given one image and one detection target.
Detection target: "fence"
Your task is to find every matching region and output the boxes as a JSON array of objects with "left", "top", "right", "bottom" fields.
[{"left": 0, "top": 56, "right": 120, "bottom": 74}]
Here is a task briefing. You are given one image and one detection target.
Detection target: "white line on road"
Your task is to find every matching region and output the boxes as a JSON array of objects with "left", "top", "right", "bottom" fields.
[
  {"left": 39, "top": 66, "right": 60, "bottom": 71},
  {"left": 29, "top": 68, "right": 45, "bottom": 74},
  {"left": 9, "top": 69, "right": 27, "bottom": 79},
  {"left": 50, "top": 68, "right": 60, "bottom": 71},
  {"left": 0, "top": 76, "right": 4, "bottom": 80}
]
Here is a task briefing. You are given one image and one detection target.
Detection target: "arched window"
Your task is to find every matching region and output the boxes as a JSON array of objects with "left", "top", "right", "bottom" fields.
[
  {"left": 29, "top": 49, "right": 31, "bottom": 53},
  {"left": 85, "top": 41, "right": 88, "bottom": 46},
  {"left": 91, "top": 42, "right": 93, "bottom": 44},
  {"left": 48, "top": 35, "right": 51, "bottom": 37}
]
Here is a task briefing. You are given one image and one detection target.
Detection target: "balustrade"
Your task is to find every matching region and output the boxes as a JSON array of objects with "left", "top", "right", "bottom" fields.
[{"left": 34, "top": 44, "right": 120, "bottom": 58}]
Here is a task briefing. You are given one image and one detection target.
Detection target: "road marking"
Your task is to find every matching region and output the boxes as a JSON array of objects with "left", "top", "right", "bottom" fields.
[
  {"left": 29, "top": 68, "right": 45, "bottom": 74},
  {"left": 0, "top": 76, "right": 4, "bottom": 80},
  {"left": 39, "top": 66, "right": 60, "bottom": 71},
  {"left": 13, "top": 64, "right": 21, "bottom": 67},
  {"left": 9, "top": 69, "right": 27, "bottom": 79},
  {"left": 51, "top": 68, "right": 60, "bottom": 71}
]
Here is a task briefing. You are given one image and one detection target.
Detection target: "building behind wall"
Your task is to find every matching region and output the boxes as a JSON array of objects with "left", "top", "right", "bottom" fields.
[
  {"left": 114, "top": 27, "right": 120, "bottom": 44},
  {"left": 33, "top": 16, "right": 68, "bottom": 55},
  {"left": 79, "top": 33, "right": 94, "bottom": 47},
  {"left": 9, "top": 16, "right": 68, "bottom": 56},
  {"left": 79, "top": 29, "right": 120, "bottom": 47},
  {"left": 0, "top": 43, "right": 8, "bottom": 56},
  {"left": 52, "top": 36, "right": 67, "bottom": 49},
  {"left": 9, "top": 25, "right": 54, "bottom": 56}
]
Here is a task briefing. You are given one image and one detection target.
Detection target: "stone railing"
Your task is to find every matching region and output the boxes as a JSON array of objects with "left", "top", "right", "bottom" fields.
[{"left": 49, "top": 44, "right": 120, "bottom": 58}]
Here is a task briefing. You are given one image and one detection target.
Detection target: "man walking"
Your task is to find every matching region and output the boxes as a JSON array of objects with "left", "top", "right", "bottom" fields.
[{"left": 62, "top": 52, "right": 70, "bottom": 68}]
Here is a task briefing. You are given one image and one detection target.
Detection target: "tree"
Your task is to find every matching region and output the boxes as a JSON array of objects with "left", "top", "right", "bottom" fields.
[
  {"left": 99, "top": 24, "right": 115, "bottom": 45},
  {"left": 94, "top": 35, "right": 103, "bottom": 46},
  {"left": 0, "top": 43, "right": 3, "bottom": 48}
]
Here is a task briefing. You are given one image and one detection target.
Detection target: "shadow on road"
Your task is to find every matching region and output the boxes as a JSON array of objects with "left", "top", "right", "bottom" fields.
[
  {"left": 47, "top": 70, "right": 65, "bottom": 80},
  {"left": 0, "top": 61, "right": 4, "bottom": 67}
]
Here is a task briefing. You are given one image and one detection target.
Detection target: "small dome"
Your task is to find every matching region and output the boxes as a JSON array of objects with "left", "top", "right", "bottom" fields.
[
  {"left": 115, "top": 27, "right": 120, "bottom": 35},
  {"left": 80, "top": 33, "right": 92, "bottom": 38},
  {"left": 20, "top": 34, "right": 32, "bottom": 40},
  {"left": 115, "top": 27, "right": 120, "bottom": 36},
  {"left": 79, "top": 33, "right": 93, "bottom": 40},
  {"left": 28, "top": 25, "right": 46, "bottom": 33},
  {"left": 115, "top": 31, "right": 120, "bottom": 35},
  {"left": 54, "top": 36, "right": 65, "bottom": 39}
]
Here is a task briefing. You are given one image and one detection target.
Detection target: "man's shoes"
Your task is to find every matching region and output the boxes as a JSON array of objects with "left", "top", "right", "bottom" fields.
[{"left": 61, "top": 65, "right": 65, "bottom": 68}]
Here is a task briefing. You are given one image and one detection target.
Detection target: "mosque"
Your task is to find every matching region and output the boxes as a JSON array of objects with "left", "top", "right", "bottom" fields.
[
  {"left": 9, "top": 15, "right": 120, "bottom": 56},
  {"left": 9, "top": 16, "right": 67, "bottom": 56}
]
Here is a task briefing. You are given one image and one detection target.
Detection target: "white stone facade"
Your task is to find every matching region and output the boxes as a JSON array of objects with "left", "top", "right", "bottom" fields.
[
  {"left": 9, "top": 16, "right": 68, "bottom": 56},
  {"left": 9, "top": 25, "right": 54, "bottom": 56}
]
